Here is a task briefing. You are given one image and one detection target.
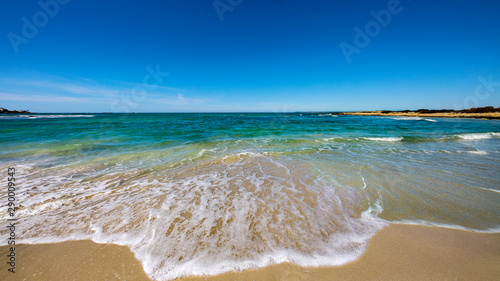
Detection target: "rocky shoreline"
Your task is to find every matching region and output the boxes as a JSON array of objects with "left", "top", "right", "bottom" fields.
[
  {"left": 0, "top": 107, "right": 30, "bottom": 114},
  {"left": 334, "top": 106, "right": 500, "bottom": 120}
]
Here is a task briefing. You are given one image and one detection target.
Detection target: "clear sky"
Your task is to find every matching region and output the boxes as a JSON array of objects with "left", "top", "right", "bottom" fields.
[{"left": 1, "top": 0, "right": 499, "bottom": 113}]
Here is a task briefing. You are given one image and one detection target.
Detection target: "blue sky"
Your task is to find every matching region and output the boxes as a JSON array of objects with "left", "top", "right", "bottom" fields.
[{"left": 1, "top": 0, "right": 499, "bottom": 112}]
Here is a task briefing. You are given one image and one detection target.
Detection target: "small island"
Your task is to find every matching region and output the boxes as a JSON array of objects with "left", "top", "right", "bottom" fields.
[
  {"left": 334, "top": 106, "right": 500, "bottom": 120},
  {"left": 0, "top": 107, "right": 30, "bottom": 114}
]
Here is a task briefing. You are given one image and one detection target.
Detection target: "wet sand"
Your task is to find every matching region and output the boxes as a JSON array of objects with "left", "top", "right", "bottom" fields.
[{"left": 1, "top": 224, "right": 499, "bottom": 281}]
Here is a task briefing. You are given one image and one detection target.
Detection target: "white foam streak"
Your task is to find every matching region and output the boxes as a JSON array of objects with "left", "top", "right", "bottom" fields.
[
  {"left": 33, "top": 114, "right": 95, "bottom": 118},
  {"left": 390, "top": 117, "right": 437, "bottom": 122},
  {"left": 361, "top": 175, "right": 367, "bottom": 189},
  {"left": 0, "top": 114, "right": 95, "bottom": 119},
  {"left": 363, "top": 137, "right": 403, "bottom": 142},
  {"left": 390, "top": 220, "right": 500, "bottom": 234},
  {"left": 363, "top": 199, "right": 384, "bottom": 217},
  {"left": 456, "top": 132, "right": 499, "bottom": 140},
  {"left": 465, "top": 150, "right": 488, "bottom": 155},
  {"left": 390, "top": 117, "right": 421, "bottom": 120}
]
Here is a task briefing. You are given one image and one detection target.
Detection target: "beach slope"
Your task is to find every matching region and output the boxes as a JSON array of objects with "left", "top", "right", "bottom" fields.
[{"left": 1, "top": 224, "right": 499, "bottom": 281}]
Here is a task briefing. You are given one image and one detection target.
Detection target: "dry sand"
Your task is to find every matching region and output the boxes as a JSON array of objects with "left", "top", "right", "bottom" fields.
[
  {"left": 1, "top": 224, "right": 499, "bottom": 281},
  {"left": 341, "top": 111, "right": 500, "bottom": 119}
]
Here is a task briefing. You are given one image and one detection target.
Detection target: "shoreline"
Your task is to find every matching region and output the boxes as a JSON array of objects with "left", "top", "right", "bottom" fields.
[
  {"left": 1, "top": 224, "right": 499, "bottom": 281},
  {"left": 339, "top": 111, "right": 500, "bottom": 120},
  {"left": 1, "top": 112, "right": 499, "bottom": 119}
]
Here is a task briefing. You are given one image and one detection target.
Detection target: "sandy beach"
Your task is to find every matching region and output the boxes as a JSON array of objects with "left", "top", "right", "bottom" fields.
[
  {"left": 340, "top": 111, "right": 500, "bottom": 119},
  {"left": 2, "top": 224, "right": 499, "bottom": 281}
]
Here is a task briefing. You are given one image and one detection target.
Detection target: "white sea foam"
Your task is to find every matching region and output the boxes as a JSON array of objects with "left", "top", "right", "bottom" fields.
[
  {"left": 456, "top": 132, "right": 499, "bottom": 140},
  {"left": 27, "top": 115, "right": 95, "bottom": 119},
  {"left": 465, "top": 150, "right": 488, "bottom": 155},
  {"left": 194, "top": 148, "right": 217, "bottom": 159},
  {"left": 319, "top": 136, "right": 404, "bottom": 143},
  {"left": 391, "top": 220, "right": 500, "bottom": 234},
  {"left": 14, "top": 164, "right": 35, "bottom": 170},
  {"left": 472, "top": 186, "right": 500, "bottom": 194},
  {"left": 316, "top": 137, "right": 340, "bottom": 142},
  {"left": 2, "top": 154, "right": 387, "bottom": 281},
  {"left": 0, "top": 114, "right": 94, "bottom": 119},
  {"left": 362, "top": 199, "right": 384, "bottom": 217},
  {"left": 390, "top": 116, "right": 423, "bottom": 121},
  {"left": 390, "top": 117, "right": 437, "bottom": 122},
  {"left": 362, "top": 137, "right": 403, "bottom": 142}
]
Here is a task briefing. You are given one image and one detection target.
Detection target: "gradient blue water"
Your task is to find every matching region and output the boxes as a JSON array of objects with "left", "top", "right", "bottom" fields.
[{"left": 1, "top": 113, "right": 499, "bottom": 280}]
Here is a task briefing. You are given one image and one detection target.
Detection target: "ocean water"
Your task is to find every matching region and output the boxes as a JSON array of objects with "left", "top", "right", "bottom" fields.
[{"left": 1, "top": 113, "right": 500, "bottom": 280}]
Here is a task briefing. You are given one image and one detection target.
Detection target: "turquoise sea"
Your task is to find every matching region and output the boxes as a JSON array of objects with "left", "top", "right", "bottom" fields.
[{"left": 1, "top": 113, "right": 500, "bottom": 280}]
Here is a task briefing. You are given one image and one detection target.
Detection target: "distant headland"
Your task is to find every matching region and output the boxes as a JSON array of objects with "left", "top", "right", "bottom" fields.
[
  {"left": 0, "top": 107, "right": 30, "bottom": 114},
  {"left": 334, "top": 106, "right": 500, "bottom": 120}
]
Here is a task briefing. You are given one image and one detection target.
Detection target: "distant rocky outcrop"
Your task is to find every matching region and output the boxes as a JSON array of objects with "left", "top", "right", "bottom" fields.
[
  {"left": 0, "top": 107, "right": 30, "bottom": 113},
  {"left": 336, "top": 106, "right": 500, "bottom": 120}
]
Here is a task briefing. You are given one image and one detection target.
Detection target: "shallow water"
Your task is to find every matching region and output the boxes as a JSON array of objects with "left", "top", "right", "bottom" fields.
[{"left": 1, "top": 113, "right": 499, "bottom": 280}]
